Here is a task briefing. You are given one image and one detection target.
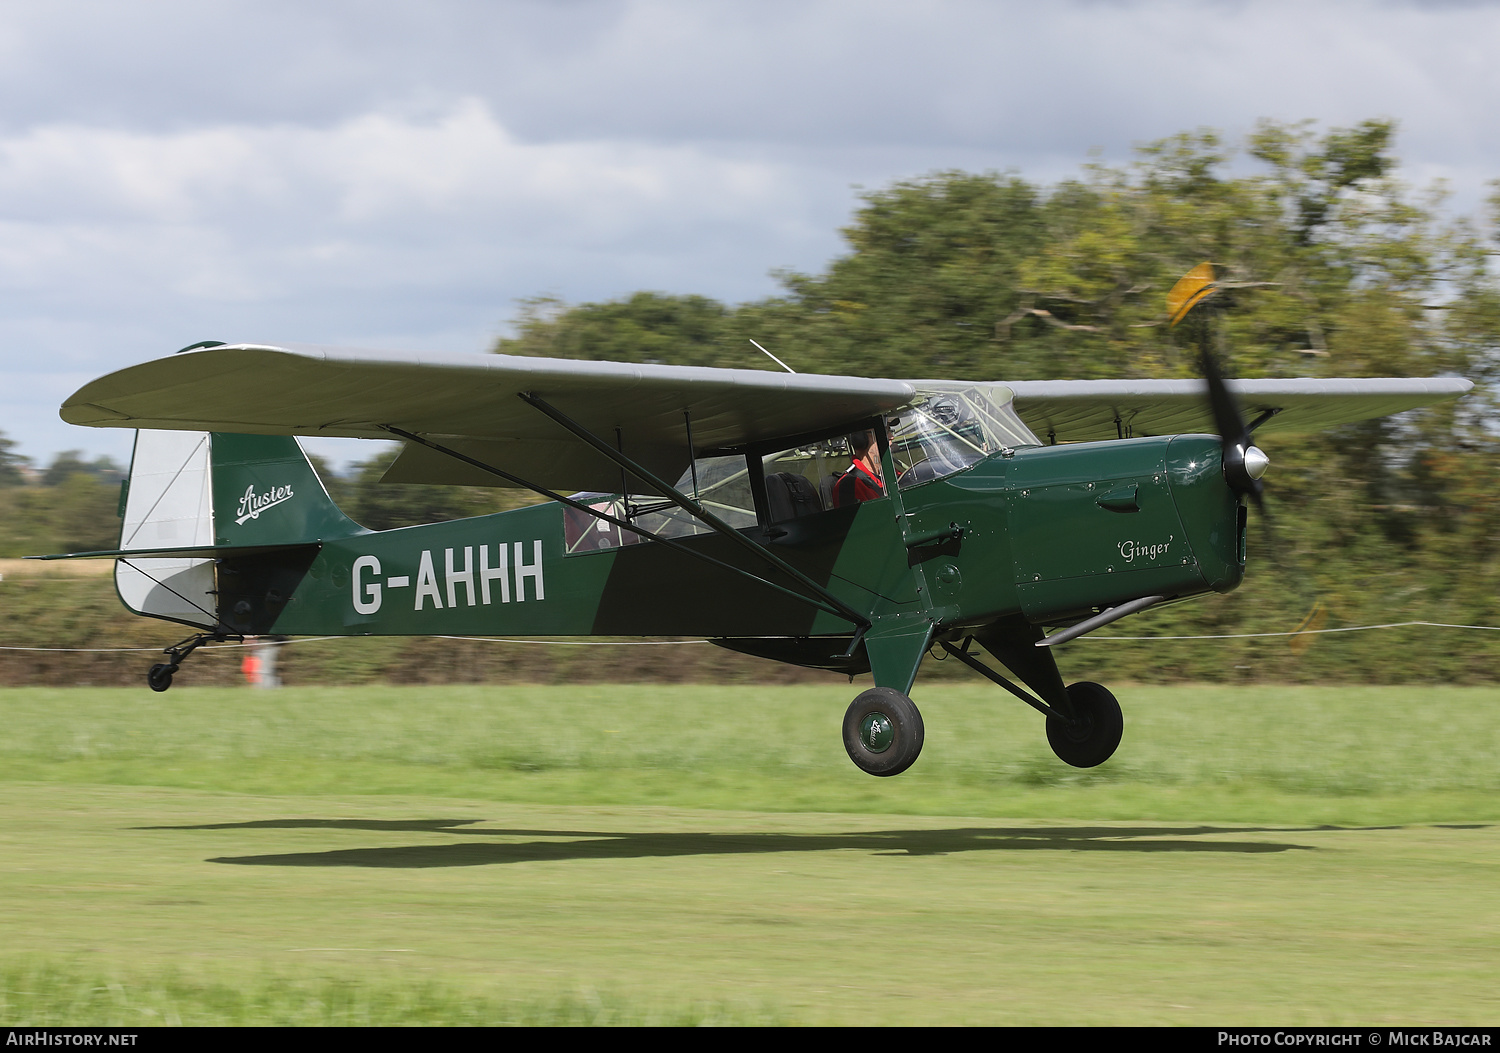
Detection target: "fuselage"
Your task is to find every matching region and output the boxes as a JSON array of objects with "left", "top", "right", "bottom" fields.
[{"left": 239, "top": 433, "right": 1245, "bottom": 641}]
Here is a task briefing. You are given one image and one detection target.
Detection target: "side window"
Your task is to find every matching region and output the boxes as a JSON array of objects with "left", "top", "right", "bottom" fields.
[
  {"left": 638, "top": 454, "right": 757, "bottom": 538},
  {"left": 562, "top": 496, "right": 644, "bottom": 554},
  {"left": 559, "top": 402, "right": 1024, "bottom": 556},
  {"left": 561, "top": 455, "right": 759, "bottom": 554},
  {"left": 764, "top": 439, "right": 850, "bottom": 522}
]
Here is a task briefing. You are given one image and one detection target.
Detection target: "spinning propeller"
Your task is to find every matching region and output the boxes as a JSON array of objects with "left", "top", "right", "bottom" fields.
[
  {"left": 1167, "top": 263, "right": 1326, "bottom": 652},
  {"left": 1166, "top": 263, "right": 1272, "bottom": 512}
]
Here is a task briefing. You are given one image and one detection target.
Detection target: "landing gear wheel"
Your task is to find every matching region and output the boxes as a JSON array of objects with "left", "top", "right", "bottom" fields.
[
  {"left": 147, "top": 663, "right": 176, "bottom": 692},
  {"left": 843, "top": 687, "right": 924, "bottom": 777},
  {"left": 1046, "top": 681, "right": 1122, "bottom": 768}
]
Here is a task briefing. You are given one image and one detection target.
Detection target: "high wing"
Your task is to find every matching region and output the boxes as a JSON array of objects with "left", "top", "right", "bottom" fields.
[
  {"left": 1004, "top": 377, "right": 1473, "bottom": 444},
  {"left": 62, "top": 343, "right": 1472, "bottom": 493},
  {"left": 62, "top": 343, "right": 916, "bottom": 493}
]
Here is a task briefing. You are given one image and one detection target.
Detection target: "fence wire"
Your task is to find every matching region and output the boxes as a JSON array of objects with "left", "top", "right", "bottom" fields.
[{"left": 3, "top": 620, "right": 1499, "bottom": 654}]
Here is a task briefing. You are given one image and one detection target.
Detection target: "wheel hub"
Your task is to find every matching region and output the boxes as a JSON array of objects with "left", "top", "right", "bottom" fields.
[
  {"left": 1045, "top": 682, "right": 1124, "bottom": 769},
  {"left": 859, "top": 712, "right": 895, "bottom": 753},
  {"left": 1061, "top": 711, "right": 1095, "bottom": 742}
]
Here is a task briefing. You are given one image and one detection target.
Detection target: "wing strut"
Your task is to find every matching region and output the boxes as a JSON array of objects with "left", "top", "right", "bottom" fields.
[
  {"left": 516, "top": 392, "right": 874, "bottom": 630},
  {"left": 382, "top": 425, "right": 868, "bottom": 627}
]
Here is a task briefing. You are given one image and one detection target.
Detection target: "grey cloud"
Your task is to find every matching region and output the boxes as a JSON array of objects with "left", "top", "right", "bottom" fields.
[{"left": 1, "top": 2, "right": 1493, "bottom": 154}]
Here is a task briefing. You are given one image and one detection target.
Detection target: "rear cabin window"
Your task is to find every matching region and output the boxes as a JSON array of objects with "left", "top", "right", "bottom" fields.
[{"left": 562, "top": 455, "right": 757, "bottom": 553}]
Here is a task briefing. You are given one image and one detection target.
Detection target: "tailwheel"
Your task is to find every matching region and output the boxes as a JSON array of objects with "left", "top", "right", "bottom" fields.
[
  {"left": 1046, "top": 681, "right": 1123, "bottom": 768},
  {"left": 143, "top": 631, "right": 236, "bottom": 693},
  {"left": 843, "top": 687, "right": 924, "bottom": 777}
]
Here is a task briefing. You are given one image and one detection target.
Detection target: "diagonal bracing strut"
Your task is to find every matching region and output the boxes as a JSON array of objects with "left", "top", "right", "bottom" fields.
[{"left": 939, "top": 639, "right": 1068, "bottom": 721}]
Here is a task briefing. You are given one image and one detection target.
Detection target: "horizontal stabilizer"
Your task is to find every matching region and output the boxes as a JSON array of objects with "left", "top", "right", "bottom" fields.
[{"left": 30, "top": 543, "right": 321, "bottom": 562}]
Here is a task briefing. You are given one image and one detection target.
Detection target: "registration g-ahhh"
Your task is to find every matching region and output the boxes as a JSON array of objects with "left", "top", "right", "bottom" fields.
[{"left": 39, "top": 267, "right": 1470, "bottom": 777}]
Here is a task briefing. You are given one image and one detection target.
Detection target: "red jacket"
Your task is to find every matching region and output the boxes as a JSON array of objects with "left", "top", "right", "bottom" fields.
[{"left": 832, "top": 460, "right": 884, "bottom": 507}]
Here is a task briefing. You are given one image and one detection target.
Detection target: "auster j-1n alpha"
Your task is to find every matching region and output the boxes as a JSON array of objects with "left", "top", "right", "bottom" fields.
[{"left": 40, "top": 266, "right": 1471, "bottom": 776}]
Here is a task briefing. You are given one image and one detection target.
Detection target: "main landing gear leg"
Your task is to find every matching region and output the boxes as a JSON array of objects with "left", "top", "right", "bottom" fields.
[
  {"left": 146, "top": 631, "right": 239, "bottom": 692},
  {"left": 948, "top": 619, "right": 1123, "bottom": 768},
  {"left": 842, "top": 618, "right": 934, "bottom": 777}
]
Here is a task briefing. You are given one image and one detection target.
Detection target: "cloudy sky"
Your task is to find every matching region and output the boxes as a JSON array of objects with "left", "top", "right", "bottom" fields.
[{"left": 1, "top": 0, "right": 1495, "bottom": 468}]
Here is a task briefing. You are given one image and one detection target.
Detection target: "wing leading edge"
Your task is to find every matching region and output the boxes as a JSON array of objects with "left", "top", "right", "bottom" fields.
[{"left": 1005, "top": 377, "right": 1473, "bottom": 443}]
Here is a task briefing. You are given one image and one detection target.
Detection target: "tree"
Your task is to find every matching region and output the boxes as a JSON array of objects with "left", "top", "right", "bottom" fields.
[
  {"left": 499, "top": 292, "right": 737, "bottom": 368},
  {"left": 499, "top": 120, "right": 1484, "bottom": 390},
  {"left": 0, "top": 430, "right": 30, "bottom": 487},
  {"left": 41, "top": 451, "right": 122, "bottom": 488},
  {"left": 0, "top": 473, "right": 121, "bottom": 557}
]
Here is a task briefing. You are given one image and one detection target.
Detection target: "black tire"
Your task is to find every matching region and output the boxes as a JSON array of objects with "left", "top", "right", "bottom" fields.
[
  {"left": 1046, "top": 681, "right": 1123, "bottom": 768},
  {"left": 147, "top": 663, "right": 175, "bottom": 693},
  {"left": 843, "top": 687, "right": 924, "bottom": 777}
]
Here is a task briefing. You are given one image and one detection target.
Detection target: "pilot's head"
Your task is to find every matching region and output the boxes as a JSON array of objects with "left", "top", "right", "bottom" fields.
[{"left": 848, "top": 430, "right": 875, "bottom": 457}]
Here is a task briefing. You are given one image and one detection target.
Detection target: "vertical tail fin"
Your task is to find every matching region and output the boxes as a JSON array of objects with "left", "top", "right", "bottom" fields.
[
  {"left": 205, "top": 432, "right": 361, "bottom": 546},
  {"left": 116, "top": 431, "right": 361, "bottom": 628}
]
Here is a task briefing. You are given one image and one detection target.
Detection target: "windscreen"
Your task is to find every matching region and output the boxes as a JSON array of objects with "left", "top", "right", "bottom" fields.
[{"left": 890, "top": 385, "right": 1040, "bottom": 488}]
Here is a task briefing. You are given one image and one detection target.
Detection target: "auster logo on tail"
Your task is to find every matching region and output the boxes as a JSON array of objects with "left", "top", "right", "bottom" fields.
[{"left": 236, "top": 483, "right": 294, "bottom": 525}]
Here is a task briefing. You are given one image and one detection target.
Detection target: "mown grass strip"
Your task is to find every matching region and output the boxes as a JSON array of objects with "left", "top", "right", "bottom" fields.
[
  {"left": 0, "top": 961, "right": 788, "bottom": 1026},
  {"left": 2, "top": 684, "right": 1496, "bottom": 823}
]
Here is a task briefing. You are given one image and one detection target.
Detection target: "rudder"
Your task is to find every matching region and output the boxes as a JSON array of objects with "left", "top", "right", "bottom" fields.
[{"left": 116, "top": 430, "right": 217, "bottom": 628}]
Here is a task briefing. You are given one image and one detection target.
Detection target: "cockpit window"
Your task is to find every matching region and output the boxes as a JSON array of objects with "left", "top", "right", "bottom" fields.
[
  {"left": 890, "top": 385, "right": 1040, "bottom": 489},
  {"left": 560, "top": 383, "right": 1040, "bottom": 553}
]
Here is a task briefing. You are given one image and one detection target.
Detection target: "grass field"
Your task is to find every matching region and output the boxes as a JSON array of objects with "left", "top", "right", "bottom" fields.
[{"left": 1, "top": 681, "right": 1497, "bottom": 1025}]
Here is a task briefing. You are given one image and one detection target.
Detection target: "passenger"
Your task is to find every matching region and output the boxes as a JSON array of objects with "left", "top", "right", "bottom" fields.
[{"left": 831, "top": 429, "right": 886, "bottom": 507}]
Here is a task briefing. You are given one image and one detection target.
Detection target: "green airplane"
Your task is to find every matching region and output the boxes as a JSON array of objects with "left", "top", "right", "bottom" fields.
[{"left": 42, "top": 275, "right": 1470, "bottom": 777}]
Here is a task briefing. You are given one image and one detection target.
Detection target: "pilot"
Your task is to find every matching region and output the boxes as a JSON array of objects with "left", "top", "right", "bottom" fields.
[{"left": 831, "top": 429, "right": 886, "bottom": 507}]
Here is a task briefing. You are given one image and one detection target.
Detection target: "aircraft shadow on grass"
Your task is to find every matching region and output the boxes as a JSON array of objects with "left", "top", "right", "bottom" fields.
[{"left": 133, "top": 819, "right": 1351, "bottom": 868}]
